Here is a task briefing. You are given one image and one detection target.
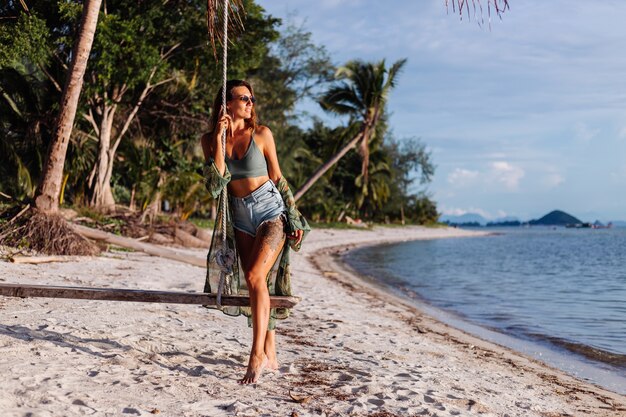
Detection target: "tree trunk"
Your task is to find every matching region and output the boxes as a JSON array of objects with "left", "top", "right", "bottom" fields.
[
  {"left": 294, "top": 131, "right": 364, "bottom": 202},
  {"left": 140, "top": 172, "right": 165, "bottom": 224},
  {"left": 295, "top": 109, "right": 382, "bottom": 202},
  {"left": 34, "top": 0, "right": 102, "bottom": 213},
  {"left": 84, "top": 65, "right": 166, "bottom": 212},
  {"left": 129, "top": 185, "right": 136, "bottom": 211},
  {"left": 88, "top": 103, "right": 116, "bottom": 211}
]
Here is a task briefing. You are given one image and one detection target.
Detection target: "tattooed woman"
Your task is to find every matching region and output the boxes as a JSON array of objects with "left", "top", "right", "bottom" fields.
[{"left": 201, "top": 80, "right": 309, "bottom": 384}]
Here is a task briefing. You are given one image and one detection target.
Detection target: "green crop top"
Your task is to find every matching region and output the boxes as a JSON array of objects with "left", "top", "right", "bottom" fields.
[{"left": 225, "top": 132, "right": 269, "bottom": 180}]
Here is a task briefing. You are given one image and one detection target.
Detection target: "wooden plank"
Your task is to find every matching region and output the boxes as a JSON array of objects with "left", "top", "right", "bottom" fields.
[
  {"left": 0, "top": 283, "right": 300, "bottom": 308},
  {"left": 71, "top": 224, "right": 207, "bottom": 267},
  {"left": 11, "top": 256, "right": 83, "bottom": 264}
]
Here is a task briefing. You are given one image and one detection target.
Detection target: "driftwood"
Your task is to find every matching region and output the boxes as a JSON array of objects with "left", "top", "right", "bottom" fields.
[
  {"left": 195, "top": 228, "right": 212, "bottom": 243},
  {"left": 174, "top": 228, "right": 210, "bottom": 248},
  {"left": 72, "top": 223, "right": 206, "bottom": 267},
  {"left": 0, "top": 283, "right": 300, "bottom": 308},
  {"left": 11, "top": 255, "right": 83, "bottom": 265},
  {"left": 149, "top": 232, "right": 174, "bottom": 245}
]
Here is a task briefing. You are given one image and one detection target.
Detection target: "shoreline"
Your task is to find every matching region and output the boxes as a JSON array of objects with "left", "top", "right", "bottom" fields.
[
  {"left": 302, "top": 227, "right": 626, "bottom": 414},
  {"left": 0, "top": 225, "right": 625, "bottom": 416},
  {"left": 339, "top": 238, "right": 626, "bottom": 395}
]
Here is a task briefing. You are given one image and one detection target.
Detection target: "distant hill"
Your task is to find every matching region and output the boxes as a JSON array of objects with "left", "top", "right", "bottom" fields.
[
  {"left": 440, "top": 213, "right": 523, "bottom": 226},
  {"left": 439, "top": 213, "right": 487, "bottom": 225},
  {"left": 494, "top": 216, "right": 520, "bottom": 223},
  {"left": 441, "top": 210, "right": 624, "bottom": 227},
  {"left": 486, "top": 220, "right": 521, "bottom": 227},
  {"left": 529, "top": 210, "right": 582, "bottom": 226}
]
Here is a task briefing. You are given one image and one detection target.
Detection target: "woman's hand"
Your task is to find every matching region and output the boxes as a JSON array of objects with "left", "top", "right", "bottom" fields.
[
  {"left": 287, "top": 229, "right": 304, "bottom": 246},
  {"left": 215, "top": 110, "right": 232, "bottom": 140}
]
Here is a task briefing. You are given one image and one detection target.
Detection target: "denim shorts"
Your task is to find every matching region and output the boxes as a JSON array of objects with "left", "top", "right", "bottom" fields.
[{"left": 230, "top": 180, "right": 285, "bottom": 237}]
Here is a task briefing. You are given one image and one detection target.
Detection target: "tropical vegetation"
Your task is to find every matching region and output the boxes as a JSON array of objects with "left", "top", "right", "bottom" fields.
[{"left": 0, "top": 0, "right": 439, "bottom": 239}]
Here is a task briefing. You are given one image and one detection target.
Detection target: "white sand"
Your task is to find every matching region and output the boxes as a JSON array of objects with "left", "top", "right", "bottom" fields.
[{"left": 1, "top": 226, "right": 624, "bottom": 416}]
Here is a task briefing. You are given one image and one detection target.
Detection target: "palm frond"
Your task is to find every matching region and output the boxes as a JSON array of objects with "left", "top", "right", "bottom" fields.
[
  {"left": 446, "top": 0, "right": 510, "bottom": 26},
  {"left": 206, "top": 0, "right": 246, "bottom": 61},
  {"left": 383, "top": 58, "right": 407, "bottom": 92},
  {"left": 319, "top": 85, "right": 362, "bottom": 115}
]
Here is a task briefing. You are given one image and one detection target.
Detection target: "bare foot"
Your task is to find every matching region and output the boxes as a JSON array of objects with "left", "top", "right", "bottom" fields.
[
  {"left": 239, "top": 354, "right": 268, "bottom": 385},
  {"left": 266, "top": 354, "right": 279, "bottom": 371}
]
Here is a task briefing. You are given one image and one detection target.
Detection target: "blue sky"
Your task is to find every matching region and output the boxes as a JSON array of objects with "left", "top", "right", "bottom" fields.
[{"left": 257, "top": 1, "right": 626, "bottom": 222}]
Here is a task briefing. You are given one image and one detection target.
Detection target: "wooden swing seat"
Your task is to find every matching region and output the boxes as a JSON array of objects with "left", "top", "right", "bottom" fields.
[{"left": 0, "top": 283, "right": 300, "bottom": 308}]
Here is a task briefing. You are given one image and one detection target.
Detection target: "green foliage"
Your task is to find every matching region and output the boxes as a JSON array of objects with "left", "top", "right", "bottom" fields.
[
  {"left": 0, "top": 0, "right": 438, "bottom": 226},
  {"left": 0, "top": 12, "right": 50, "bottom": 68},
  {"left": 0, "top": 65, "right": 57, "bottom": 200},
  {"left": 188, "top": 217, "right": 215, "bottom": 229},
  {"left": 304, "top": 57, "right": 437, "bottom": 222},
  {"left": 408, "top": 194, "right": 439, "bottom": 224}
]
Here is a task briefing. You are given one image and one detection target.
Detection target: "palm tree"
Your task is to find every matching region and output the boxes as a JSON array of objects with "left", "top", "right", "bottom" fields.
[
  {"left": 0, "top": 67, "right": 52, "bottom": 201},
  {"left": 294, "top": 59, "right": 406, "bottom": 201},
  {"left": 33, "top": 0, "right": 102, "bottom": 213}
]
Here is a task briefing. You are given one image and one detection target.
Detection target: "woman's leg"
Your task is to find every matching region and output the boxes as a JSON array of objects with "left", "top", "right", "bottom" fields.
[
  {"left": 264, "top": 329, "right": 278, "bottom": 370},
  {"left": 235, "top": 217, "right": 285, "bottom": 384}
]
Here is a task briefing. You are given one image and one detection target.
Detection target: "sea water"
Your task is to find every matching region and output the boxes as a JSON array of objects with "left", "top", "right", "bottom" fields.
[{"left": 345, "top": 227, "right": 626, "bottom": 394}]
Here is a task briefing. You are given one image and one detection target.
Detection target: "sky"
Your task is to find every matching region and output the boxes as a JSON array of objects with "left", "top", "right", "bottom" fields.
[{"left": 256, "top": 0, "right": 626, "bottom": 222}]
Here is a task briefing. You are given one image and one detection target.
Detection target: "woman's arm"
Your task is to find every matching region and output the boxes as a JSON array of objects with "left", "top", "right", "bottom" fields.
[
  {"left": 257, "top": 125, "right": 309, "bottom": 248},
  {"left": 256, "top": 125, "right": 283, "bottom": 184},
  {"left": 276, "top": 176, "right": 310, "bottom": 250},
  {"left": 202, "top": 113, "right": 230, "bottom": 176},
  {"left": 201, "top": 125, "right": 231, "bottom": 199}
]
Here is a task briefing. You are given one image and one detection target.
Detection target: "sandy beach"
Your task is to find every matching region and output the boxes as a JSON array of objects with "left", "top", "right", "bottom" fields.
[{"left": 1, "top": 226, "right": 624, "bottom": 416}]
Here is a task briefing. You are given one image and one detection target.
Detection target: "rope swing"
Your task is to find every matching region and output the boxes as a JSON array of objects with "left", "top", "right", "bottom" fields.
[
  {"left": 213, "top": 0, "right": 235, "bottom": 307},
  {"left": 0, "top": 1, "right": 299, "bottom": 309}
]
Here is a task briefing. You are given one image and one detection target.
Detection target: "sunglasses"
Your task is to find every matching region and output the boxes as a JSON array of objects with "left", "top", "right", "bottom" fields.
[{"left": 233, "top": 95, "right": 256, "bottom": 104}]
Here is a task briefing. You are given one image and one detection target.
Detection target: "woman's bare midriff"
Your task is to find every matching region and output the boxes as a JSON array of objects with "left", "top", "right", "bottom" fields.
[{"left": 228, "top": 175, "right": 272, "bottom": 198}]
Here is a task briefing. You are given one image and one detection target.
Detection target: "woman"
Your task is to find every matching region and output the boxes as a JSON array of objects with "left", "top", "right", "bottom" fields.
[{"left": 201, "top": 80, "right": 309, "bottom": 384}]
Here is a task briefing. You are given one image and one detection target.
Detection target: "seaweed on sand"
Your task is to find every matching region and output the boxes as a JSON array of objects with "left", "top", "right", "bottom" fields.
[{"left": 0, "top": 204, "right": 99, "bottom": 256}]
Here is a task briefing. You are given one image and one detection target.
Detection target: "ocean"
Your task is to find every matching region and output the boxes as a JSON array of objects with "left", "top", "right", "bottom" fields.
[{"left": 345, "top": 227, "right": 626, "bottom": 394}]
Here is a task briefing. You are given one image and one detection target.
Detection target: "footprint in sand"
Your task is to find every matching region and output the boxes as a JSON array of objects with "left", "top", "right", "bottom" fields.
[
  {"left": 337, "top": 372, "right": 354, "bottom": 382},
  {"left": 393, "top": 388, "right": 418, "bottom": 401},
  {"left": 347, "top": 368, "right": 371, "bottom": 377}
]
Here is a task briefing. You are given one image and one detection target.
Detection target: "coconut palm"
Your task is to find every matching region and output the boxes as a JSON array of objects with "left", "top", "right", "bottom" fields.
[
  {"left": 0, "top": 67, "right": 50, "bottom": 200},
  {"left": 34, "top": 0, "right": 102, "bottom": 213},
  {"left": 294, "top": 58, "right": 406, "bottom": 201}
]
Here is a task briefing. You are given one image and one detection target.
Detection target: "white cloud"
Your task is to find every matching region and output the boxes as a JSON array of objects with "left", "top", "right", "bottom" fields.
[
  {"left": 495, "top": 210, "right": 509, "bottom": 218},
  {"left": 618, "top": 125, "right": 626, "bottom": 139},
  {"left": 543, "top": 173, "right": 565, "bottom": 188},
  {"left": 440, "top": 205, "right": 495, "bottom": 219},
  {"left": 488, "top": 161, "right": 524, "bottom": 190},
  {"left": 574, "top": 122, "right": 600, "bottom": 142},
  {"left": 260, "top": 0, "right": 626, "bottom": 219},
  {"left": 318, "top": 0, "right": 362, "bottom": 9},
  {"left": 447, "top": 168, "right": 479, "bottom": 186},
  {"left": 610, "top": 166, "right": 626, "bottom": 184}
]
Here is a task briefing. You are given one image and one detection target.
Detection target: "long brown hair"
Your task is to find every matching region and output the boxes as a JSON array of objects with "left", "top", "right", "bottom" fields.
[{"left": 208, "top": 79, "right": 258, "bottom": 135}]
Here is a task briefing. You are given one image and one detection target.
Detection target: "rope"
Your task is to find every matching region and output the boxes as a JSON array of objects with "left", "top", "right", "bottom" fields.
[
  {"left": 220, "top": 0, "right": 228, "bottom": 247},
  {"left": 215, "top": 0, "right": 234, "bottom": 306}
]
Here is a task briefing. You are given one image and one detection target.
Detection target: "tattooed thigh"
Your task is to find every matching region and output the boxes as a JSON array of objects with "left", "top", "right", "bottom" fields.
[{"left": 257, "top": 216, "right": 286, "bottom": 253}]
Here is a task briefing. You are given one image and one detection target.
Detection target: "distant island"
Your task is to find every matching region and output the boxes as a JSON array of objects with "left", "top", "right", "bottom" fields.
[
  {"left": 528, "top": 210, "right": 581, "bottom": 226},
  {"left": 441, "top": 209, "right": 615, "bottom": 228}
]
